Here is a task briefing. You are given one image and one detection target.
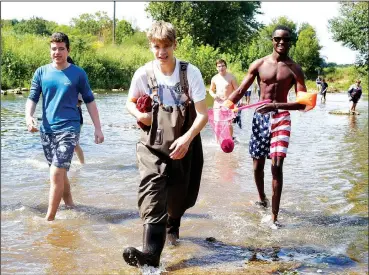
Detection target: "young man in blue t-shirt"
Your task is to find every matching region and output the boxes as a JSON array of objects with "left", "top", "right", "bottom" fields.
[{"left": 25, "top": 32, "right": 104, "bottom": 221}]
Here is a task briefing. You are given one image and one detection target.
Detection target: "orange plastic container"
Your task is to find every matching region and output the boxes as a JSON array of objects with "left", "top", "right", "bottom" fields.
[{"left": 296, "top": 91, "right": 317, "bottom": 112}]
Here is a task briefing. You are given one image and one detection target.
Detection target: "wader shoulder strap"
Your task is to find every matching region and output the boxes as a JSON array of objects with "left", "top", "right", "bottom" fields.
[
  {"left": 179, "top": 61, "right": 189, "bottom": 98},
  {"left": 145, "top": 61, "right": 159, "bottom": 102},
  {"left": 145, "top": 60, "right": 190, "bottom": 102}
]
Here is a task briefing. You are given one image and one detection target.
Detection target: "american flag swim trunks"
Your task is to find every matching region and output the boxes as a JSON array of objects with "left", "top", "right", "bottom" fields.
[{"left": 249, "top": 111, "right": 291, "bottom": 159}]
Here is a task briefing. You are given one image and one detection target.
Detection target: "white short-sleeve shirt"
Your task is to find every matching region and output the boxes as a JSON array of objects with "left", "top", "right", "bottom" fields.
[
  {"left": 128, "top": 59, "right": 206, "bottom": 106},
  {"left": 247, "top": 82, "right": 254, "bottom": 92}
]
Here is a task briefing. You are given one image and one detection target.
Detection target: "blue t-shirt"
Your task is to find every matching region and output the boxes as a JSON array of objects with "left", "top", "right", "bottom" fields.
[{"left": 29, "top": 64, "right": 95, "bottom": 133}]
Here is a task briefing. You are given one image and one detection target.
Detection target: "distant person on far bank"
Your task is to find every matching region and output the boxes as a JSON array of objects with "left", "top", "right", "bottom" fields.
[
  {"left": 347, "top": 79, "right": 362, "bottom": 113},
  {"left": 25, "top": 32, "right": 104, "bottom": 221},
  {"left": 320, "top": 78, "right": 328, "bottom": 103}
]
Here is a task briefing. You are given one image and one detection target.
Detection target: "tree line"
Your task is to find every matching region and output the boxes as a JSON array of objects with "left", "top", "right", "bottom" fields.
[{"left": 1, "top": 2, "right": 367, "bottom": 92}]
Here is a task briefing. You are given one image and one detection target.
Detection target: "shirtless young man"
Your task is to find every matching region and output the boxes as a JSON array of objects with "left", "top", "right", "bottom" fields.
[
  {"left": 209, "top": 59, "right": 239, "bottom": 137},
  {"left": 224, "top": 25, "right": 308, "bottom": 228}
]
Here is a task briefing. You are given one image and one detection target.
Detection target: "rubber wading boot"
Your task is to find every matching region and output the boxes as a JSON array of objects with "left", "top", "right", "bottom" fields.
[
  {"left": 167, "top": 216, "right": 181, "bottom": 246},
  {"left": 123, "top": 223, "right": 166, "bottom": 268}
]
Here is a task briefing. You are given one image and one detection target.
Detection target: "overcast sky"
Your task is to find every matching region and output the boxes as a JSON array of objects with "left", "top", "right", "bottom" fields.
[{"left": 1, "top": 1, "right": 357, "bottom": 64}]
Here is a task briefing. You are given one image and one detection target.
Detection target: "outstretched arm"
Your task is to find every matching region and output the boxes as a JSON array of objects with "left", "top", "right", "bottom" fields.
[
  {"left": 86, "top": 101, "right": 104, "bottom": 144},
  {"left": 227, "top": 60, "right": 260, "bottom": 104},
  {"left": 26, "top": 69, "right": 42, "bottom": 133},
  {"left": 347, "top": 86, "right": 354, "bottom": 97},
  {"left": 208, "top": 78, "right": 217, "bottom": 99},
  {"left": 294, "top": 64, "right": 307, "bottom": 94}
]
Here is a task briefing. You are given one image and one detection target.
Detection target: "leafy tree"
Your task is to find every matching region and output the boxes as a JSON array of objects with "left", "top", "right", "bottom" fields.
[
  {"left": 293, "top": 24, "right": 322, "bottom": 78},
  {"left": 68, "top": 35, "right": 95, "bottom": 60},
  {"left": 328, "top": 2, "right": 369, "bottom": 67},
  {"left": 326, "top": 62, "right": 337, "bottom": 68},
  {"left": 71, "top": 11, "right": 113, "bottom": 42},
  {"left": 13, "top": 17, "right": 53, "bottom": 36},
  {"left": 45, "top": 21, "right": 58, "bottom": 34},
  {"left": 52, "top": 24, "right": 83, "bottom": 36},
  {"left": 298, "top": 22, "right": 311, "bottom": 35},
  {"left": 175, "top": 35, "right": 220, "bottom": 83},
  {"left": 115, "top": 19, "right": 135, "bottom": 44},
  {"left": 145, "top": 2, "right": 261, "bottom": 52},
  {"left": 1, "top": 19, "right": 19, "bottom": 29}
]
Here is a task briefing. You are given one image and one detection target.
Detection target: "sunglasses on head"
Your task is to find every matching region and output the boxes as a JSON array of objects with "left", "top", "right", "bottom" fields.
[{"left": 273, "top": 37, "right": 291, "bottom": 43}]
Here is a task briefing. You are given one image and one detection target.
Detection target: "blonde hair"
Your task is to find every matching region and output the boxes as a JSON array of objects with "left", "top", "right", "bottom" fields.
[{"left": 147, "top": 21, "right": 176, "bottom": 44}]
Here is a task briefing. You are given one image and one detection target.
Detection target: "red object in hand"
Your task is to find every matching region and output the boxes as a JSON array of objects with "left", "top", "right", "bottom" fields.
[
  {"left": 136, "top": 94, "right": 152, "bottom": 129},
  {"left": 136, "top": 94, "right": 152, "bottom": 112}
]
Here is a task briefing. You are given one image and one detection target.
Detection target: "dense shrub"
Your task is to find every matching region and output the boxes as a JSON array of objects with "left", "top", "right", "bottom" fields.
[
  {"left": 1, "top": 32, "right": 49, "bottom": 89},
  {"left": 1, "top": 29, "right": 366, "bottom": 94}
]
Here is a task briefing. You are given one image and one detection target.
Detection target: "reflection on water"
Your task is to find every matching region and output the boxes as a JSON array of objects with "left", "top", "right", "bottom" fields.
[
  {"left": 1, "top": 92, "right": 368, "bottom": 274},
  {"left": 44, "top": 224, "right": 80, "bottom": 273},
  {"left": 349, "top": 114, "right": 357, "bottom": 130}
]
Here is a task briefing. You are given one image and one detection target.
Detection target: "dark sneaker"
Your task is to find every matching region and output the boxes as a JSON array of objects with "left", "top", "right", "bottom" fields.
[
  {"left": 255, "top": 198, "right": 270, "bottom": 208},
  {"left": 270, "top": 221, "right": 282, "bottom": 230}
]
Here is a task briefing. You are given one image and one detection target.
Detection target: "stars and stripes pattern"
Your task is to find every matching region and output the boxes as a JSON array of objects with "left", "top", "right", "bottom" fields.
[
  {"left": 270, "top": 111, "right": 291, "bottom": 158},
  {"left": 249, "top": 111, "right": 291, "bottom": 159},
  {"left": 249, "top": 112, "right": 272, "bottom": 159}
]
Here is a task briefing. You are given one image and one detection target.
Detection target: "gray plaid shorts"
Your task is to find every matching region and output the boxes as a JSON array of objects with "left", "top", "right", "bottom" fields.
[{"left": 40, "top": 131, "right": 80, "bottom": 171}]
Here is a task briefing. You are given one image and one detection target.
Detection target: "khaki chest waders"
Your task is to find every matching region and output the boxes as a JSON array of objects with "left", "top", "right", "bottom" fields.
[{"left": 136, "top": 61, "right": 204, "bottom": 224}]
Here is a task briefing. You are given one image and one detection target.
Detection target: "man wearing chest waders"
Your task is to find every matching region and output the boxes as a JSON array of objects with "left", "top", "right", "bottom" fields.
[
  {"left": 224, "top": 25, "right": 310, "bottom": 229},
  {"left": 123, "top": 21, "right": 208, "bottom": 268}
]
